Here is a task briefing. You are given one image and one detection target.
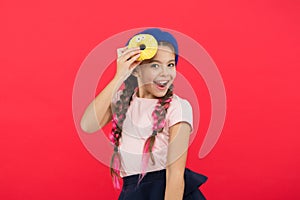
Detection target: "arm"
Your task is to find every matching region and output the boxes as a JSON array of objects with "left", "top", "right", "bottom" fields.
[
  {"left": 80, "top": 78, "right": 121, "bottom": 133},
  {"left": 80, "top": 47, "right": 141, "bottom": 133},
  {"left": 164, "top": 122, "right": 191, "bottom": 200}
]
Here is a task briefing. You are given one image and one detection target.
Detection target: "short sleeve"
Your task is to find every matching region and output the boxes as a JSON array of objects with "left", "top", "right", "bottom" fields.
[{"left": 168, "top": 96, "right": 193, "bottom": 132}]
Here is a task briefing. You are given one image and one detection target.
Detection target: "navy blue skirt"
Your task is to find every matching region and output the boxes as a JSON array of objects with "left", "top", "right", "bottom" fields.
[{"left": 119, "top": 168, "right": 207, "bottom": 200}]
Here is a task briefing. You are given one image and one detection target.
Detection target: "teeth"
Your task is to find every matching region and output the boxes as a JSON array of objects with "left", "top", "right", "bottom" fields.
[
  {"left": 155, "top": 80, "right": 169, "bottom": 87},
  {"left": 157, "top": 81, "right": 168, "bottom": 84}
]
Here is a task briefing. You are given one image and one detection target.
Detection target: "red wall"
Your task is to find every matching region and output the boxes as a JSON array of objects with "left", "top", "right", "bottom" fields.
[{"left": 1, "top": 0, "right": 299, "bottom": 199}]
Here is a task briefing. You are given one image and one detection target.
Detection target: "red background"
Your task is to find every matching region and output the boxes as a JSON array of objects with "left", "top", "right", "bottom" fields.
[{"left": 1, "top": 0, "right": 299, "bottom": 199}]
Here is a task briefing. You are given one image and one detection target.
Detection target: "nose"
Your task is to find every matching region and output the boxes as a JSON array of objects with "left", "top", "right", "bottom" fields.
[{"left": 160, "top": 65, "right": 169, "bottom": 76}]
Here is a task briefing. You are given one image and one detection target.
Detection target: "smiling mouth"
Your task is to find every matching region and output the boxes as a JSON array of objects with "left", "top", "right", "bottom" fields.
[{"left": 153, "top": 80, "right": 169, "bottom": 88}]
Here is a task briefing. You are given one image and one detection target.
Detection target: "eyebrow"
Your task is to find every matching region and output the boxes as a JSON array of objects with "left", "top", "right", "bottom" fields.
[{"left": 149, "top": 59, "right": 176, "bottom": 63}]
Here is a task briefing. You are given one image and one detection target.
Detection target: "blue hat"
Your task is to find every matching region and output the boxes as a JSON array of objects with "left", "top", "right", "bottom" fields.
[{"left": 127, "top": 28, "right": 179, "bottom": 64}]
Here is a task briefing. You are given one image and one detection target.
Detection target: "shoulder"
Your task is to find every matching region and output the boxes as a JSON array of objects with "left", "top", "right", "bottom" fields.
[
  {"left": 169, "top": 94, "right": 192, "bottom": 112},
  {"left": 167, "top": 94, "right": 193, "bottom": 130}
]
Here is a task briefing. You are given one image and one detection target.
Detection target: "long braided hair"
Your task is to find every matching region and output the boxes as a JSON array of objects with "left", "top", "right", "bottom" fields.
[{"left": 109, "top": 75, "right": 137, "bottom": 189}]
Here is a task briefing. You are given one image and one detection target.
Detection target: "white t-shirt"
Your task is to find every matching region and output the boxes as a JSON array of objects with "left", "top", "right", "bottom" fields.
[{"left": 114, "top": 92, "right": 193, "bottom": 177}]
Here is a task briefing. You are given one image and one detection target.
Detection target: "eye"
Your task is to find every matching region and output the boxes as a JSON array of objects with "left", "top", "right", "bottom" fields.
[
  {"left": 136, "top": 36, "right": 141, "bottom": 42},
  {"left": 168, "top": 63, "right": 175, "bottom": 68},
  {"left": 150, "top": 64, "right": 160, "bottom": 68}
]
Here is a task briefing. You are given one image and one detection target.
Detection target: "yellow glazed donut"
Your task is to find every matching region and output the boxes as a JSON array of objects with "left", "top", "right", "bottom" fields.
[{"left": 127, "top": 34, "right": 158, "bottom": 61}]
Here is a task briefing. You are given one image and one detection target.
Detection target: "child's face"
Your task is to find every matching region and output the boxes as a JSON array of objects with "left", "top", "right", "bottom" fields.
[{"left": 134, "top": 45, "right": 176, "bottom": 99}]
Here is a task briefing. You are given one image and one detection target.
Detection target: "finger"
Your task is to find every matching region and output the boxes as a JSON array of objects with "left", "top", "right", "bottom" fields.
[
  {"left": 117, "top": 47, "right": 127, "bottom": 57},
  {"left": 122, "top": 50, "right": 141, "bottom": 62},
  {"left": 118, "top": 50, "right": 139, "bottom": 62},
  {"left": 122, "top": 47, "right": 141, "bottom": 57},
  {"left": 129, "top": 60, "right": 143, "bottom": 71},
  {"left": 127, "top": 53, "right": 141, "bottom": 66},
  {"left": 125, "top": 46, "right": 140, "bottom": 52}
]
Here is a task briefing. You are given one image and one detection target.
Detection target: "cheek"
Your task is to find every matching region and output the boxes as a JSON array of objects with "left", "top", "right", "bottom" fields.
[
  {"left": 171, "top": 70, "right": 176, "bottom": 79},
  {"left": 140, "top": 71, "right": 156, "bottom": 83}
]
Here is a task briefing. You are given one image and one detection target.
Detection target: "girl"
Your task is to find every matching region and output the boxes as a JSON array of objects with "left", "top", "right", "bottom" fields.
[{"left": 80, "top": 28, "right": 207, "bottom": 200}]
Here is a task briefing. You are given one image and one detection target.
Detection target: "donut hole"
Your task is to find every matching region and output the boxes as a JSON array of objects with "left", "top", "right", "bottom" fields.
[{"left": 139, "top": 44, "right": 146, "bottom": 50}]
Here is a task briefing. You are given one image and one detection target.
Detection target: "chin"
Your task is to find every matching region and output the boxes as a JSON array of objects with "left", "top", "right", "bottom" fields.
[{"left": 152, "top": 89, "right": 169, "bottom": 98}]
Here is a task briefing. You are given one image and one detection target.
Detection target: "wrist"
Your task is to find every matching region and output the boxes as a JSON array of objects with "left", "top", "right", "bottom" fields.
[
  {"left": 111, "top": 75, "right": 125, "bottom": 91},
  {"left": 113, "top": 72, "right": 131, "bottom": 84}
]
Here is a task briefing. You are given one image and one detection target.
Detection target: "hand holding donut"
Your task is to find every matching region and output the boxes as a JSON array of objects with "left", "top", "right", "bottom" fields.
[
  {"left": 115, "top": 47, "right": 142, "bottom": 81},
  {"left": 114, "top": 34, "right": 158, "bottom": 81}
]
